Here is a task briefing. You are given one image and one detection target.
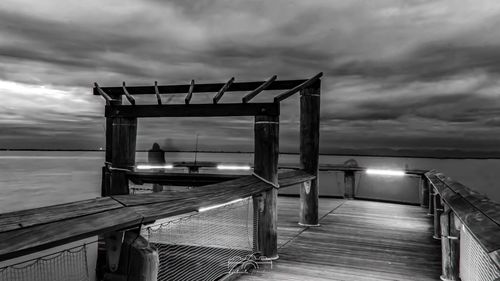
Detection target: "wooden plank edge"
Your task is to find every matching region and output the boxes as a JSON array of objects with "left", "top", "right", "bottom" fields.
[{"left": 488, "top": 249, "right": 500, "bottom": 271}]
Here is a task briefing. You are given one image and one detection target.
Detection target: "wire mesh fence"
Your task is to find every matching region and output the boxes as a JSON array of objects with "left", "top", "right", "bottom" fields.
[
  {"left": 460, "top": 225, "right": 500, "bottom": 281},
  {"left": 0, "top": 245, "right": 90, "bottom": 281},
  {"left": 142, "top": 196, "right": 260, "bottom": 281}
]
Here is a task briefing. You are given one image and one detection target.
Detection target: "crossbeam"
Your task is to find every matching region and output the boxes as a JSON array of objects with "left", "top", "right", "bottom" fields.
[
  {"left": 93, "top": 79, "right": 307, "bottom": 96},
  {"left": 105, "top": 103, "right": 279, "bottom": 118}
]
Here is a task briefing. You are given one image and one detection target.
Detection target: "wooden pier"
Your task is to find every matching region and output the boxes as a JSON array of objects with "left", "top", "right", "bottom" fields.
[
  {"left": 242, "top": 197, "right": 441, "bottom": 281},
  {"left": 0, "top": 74, "right": 499, "bottom": 281}
]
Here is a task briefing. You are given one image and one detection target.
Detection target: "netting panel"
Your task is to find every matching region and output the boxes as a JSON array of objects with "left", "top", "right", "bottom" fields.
[
  {"left": 460, "top": 225, "right": 500, "bottom": 281},
  {"left": 0, "top": 245, "right": 89, "bottom": 281},
  {"left": 143, "top": 197, "right": 255, "bottom": 281}
]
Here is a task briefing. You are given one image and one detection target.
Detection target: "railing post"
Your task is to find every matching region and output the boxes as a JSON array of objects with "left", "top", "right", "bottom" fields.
[
  {"left": 440, "top": 204, "right": 460, "bottom": 281},
  {"left": 299, "top": 80, "right": 320, "bottom": 226},
  {"left": 433, "top": 193, "right": 443, "bottom": 239},
  {"left": 428, "top": 184, "right": 435, "bottom": 216},
  {"left": 253, "top": 115, "right": 279, "bottom": 260},
  {"left": 344, "top": 171, "right": 355, "bottom": 199},
  {"left": 103, "top": 232, "right": 159, "bottom": 281},
  {"left": 420, "top": 175, "right": 429, "bottom": 208}
]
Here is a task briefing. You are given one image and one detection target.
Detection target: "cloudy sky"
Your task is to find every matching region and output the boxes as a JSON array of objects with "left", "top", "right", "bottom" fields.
[{"left": 1, "top": 0, "right": 500, "bottom": 156}]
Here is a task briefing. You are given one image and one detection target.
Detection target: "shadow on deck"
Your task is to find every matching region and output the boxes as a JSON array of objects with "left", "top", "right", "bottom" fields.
[{"left": 242, "top": 197, "right": 441, "bottom": 281}]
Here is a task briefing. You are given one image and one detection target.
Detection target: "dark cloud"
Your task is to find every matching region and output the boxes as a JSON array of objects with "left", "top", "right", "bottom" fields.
[{"left": 1, "top": 0, "right": 500, "bottom": 156}]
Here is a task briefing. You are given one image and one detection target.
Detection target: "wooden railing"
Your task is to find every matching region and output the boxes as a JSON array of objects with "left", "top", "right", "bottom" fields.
[
  {"left": 0, "top": 170, "right": 313, "bottom": 262},
  {"left": 425, "top": 170, "right": 500, "bottom": 280}
]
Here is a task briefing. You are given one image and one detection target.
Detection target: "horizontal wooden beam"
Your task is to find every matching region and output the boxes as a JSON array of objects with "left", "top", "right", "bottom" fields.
[
  {"left": 128, "top": 172, "right": 240, "bottom": 186},
  {"left": 279, "top": 164, "right": 427, "bottom": 175},
  {"left": 105, "top": 103, "right": 279, "bottom": 118},
  {"left": 93, "top": 79, "right": 307, "bottom": 96}
]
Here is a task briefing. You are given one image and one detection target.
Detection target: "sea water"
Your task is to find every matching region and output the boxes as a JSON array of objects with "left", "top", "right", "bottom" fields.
[
  {"left": 1, "top": 150, "right": 500, "bottom": 213},
  {"left": 1, "top": 150, "right": 500, "bottom": 280}
]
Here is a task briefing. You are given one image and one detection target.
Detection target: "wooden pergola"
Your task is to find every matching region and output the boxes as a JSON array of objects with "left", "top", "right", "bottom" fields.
[{"left": 93, "top": 73, "right": 322, "bottom": 277}]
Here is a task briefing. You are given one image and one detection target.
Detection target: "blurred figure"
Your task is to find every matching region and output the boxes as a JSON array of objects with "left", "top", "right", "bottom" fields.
[
  {"left": 148, "top": 143, "right": 165, "bottom": 192},
  {"left": 148, "top": 143, "right": 165, "bottom": 164}
]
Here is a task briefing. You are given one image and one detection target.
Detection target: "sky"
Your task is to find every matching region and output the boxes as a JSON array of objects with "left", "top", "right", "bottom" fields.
[{"left": 1, "top": 0, "right": 500, "bottom": 157}]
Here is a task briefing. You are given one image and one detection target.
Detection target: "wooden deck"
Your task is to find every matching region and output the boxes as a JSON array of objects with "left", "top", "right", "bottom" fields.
[{"left": 242, "top": 197, "right": 441, "bottom": 281}]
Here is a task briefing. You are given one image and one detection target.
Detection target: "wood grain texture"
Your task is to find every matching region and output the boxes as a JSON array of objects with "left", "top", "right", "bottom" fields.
[
  {"left": 0, "top": 208, "right": 142, "bottom": 261},
  {"left": 426, "top": 171, "right": 500, "bottom": 253},
  {"left": 241, "top": 198, "right": 441, "bottom": 281},
  {"left": 104, "top": 232, "right": 159, "bottom": 281},
  {"left": 274, "top": 72, "right": 322, "bottom": 102},
  {"left": 489, "top": 249, "right": 500, "bottom": 272},
  {"left": 127, "top": 172, "right": 240, "bottom": 186},
  {"left": 0, "top": 197, "right": 122, "bottom": 233},
  {"left": 242, "top": 75, "right": 277, "bottom": 103},
  {"left": 105, "top": 103, "right": 280, "bottom": 118},
  {"left": 440, "top": 205, "right": 460, "bottom": 280},
  {"left": 435, "top": 172, "right": 500, "bottom": 227},
  {"left": 278, "top": 170, "right": 315, "bottom": 188},
  {"left": 299, "top": 85, "right": 320, "bottom": 225},
  {"left": 254, "top": 114, "right": 279, "bottom": 259},
  {"left": 93, "top": 79, "right": 307, "bottom": 96},
  {"left": 0, "top": 170, "right": 313, "bottom": 261}
]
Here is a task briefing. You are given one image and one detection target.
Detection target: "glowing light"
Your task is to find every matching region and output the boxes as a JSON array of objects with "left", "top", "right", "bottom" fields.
[
  {"left": 216, "top": 165, "right": 251, "bottom": 171},
  {"left": 366, "top": 169, "right": 405, "bottom": 176},
  {"left": 198, "top": 198, "right": 246, "bottom": 212},
  {"left": 136, "top": 164, "right": 174, "bottom": 170}
]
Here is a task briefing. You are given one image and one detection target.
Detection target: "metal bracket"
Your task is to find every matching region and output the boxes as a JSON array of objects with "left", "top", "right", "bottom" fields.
[
  {"left": 105, "top": 231, "right": 125, "bottom": 272},
  {"left": 441, "top": 235, "right": 459, "bottom": 240}
]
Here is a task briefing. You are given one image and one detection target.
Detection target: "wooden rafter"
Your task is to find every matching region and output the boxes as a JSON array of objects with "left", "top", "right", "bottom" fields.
[
  {"left": 154, "top": 81, "right": 162, "bottom": 105},
  {"left": 93, "top": 79, "right": 307, "bottom": 96},
  {"left": 273, "top": 72, "right": 323, "bottom": 103},
  {"left": 212, "top": 77, "right": 234, "bottom": 104},
  {"left": 184, "top": 80, "right": 195, "bottom": 104},
  {"left": 242, "top": 75, "right": 277, "bottom": 103},
  {"left": 121, "top": 82, "right": 136, "bottom": 105},
  {"left": 94, "top": 82, "right": 113, "bottom": 104}
]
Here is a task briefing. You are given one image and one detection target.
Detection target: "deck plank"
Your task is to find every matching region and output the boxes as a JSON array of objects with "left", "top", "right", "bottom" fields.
[
  {"left": 241, "top": 198, "right": 441, "bottom": 281},
  {"left": 0, "top": 197, "right": 123, "bottom": 233}
]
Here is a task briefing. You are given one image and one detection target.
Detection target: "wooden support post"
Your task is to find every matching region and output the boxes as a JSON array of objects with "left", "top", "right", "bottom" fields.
[
  {"left": 440, "top": 204, "right": 460, "bottom": 281},
  {"left": 433, "top": 193, "right": 443, "bottom": 240},
  {"left": 98, "top": 96, "right": 122, "bottom": 280},
  {"left": 102, "top": 96, "right": 122, "bottom": 197},
  {"left": 110, "top": 117, "right": 137, "bottom": 195},
  {"left": 344, "top": 171, "right": 355, "bottom": 199},
  {"left": 420, "top": 176, "right": 429, "bottom": 208},
  {"left": 299, "top": 81, "right": 320, "bottom": 226},
  {"left": 253, "top": 115, "right": 279, "bottom": 260},
  {"left": 104, "top": 231, "right": 159, "bottom": 281},
  {"left": 428, "top": 186, "right": 435, "bottom": 216}
]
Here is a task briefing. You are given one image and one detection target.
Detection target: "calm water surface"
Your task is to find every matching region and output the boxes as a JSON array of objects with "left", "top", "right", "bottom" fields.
[{"left": 1, "top": 151, "right": 500, "bottom": 213}]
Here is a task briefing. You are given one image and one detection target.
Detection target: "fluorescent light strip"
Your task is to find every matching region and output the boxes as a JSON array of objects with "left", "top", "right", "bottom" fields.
[
  {"left": 366, "top": 169, "right": 405, "bottom": 176},
  {"left": 198, "top": 198, "right": 247, "bottom": 212},
  {"left": 216, "top": 165, "right": 251, "bottom": 170},
  {"left": 136, "top": 164, "right": 174, "bottom": 170}
]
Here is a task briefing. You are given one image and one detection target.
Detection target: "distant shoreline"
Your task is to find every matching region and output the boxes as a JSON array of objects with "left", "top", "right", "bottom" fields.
[{"left": 1, "top": 148, "right": 500, "bottom": 160}]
